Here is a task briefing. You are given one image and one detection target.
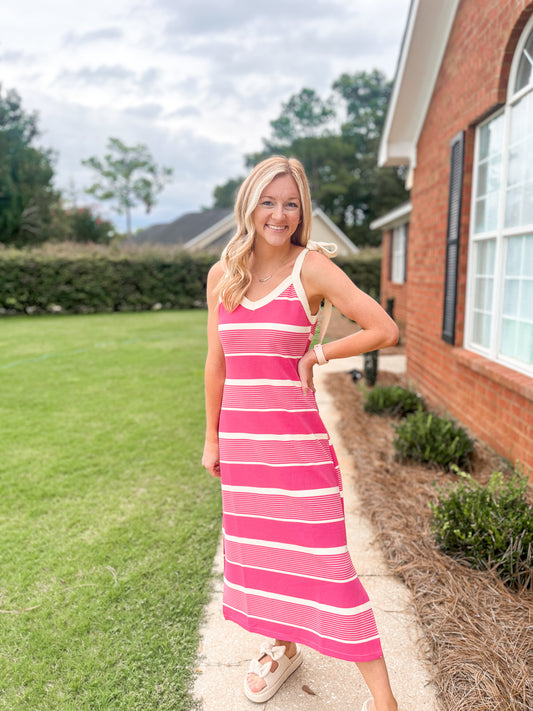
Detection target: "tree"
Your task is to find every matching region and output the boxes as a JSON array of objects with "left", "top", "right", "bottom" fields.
[
  {"left": 0, "top": 85, "right": 58, "bottom": 246},
  {"left": 82, "top": 137, "right": 173, "bottom": 237},
  {"left": 268, "top": 88, "right": 335, "bottom": 145},
  {"left": 213, "top": 71, "right": 408, "bottom": 247},
  {"left": 212, "top": 176, "right": 244, "bottom": 209}
]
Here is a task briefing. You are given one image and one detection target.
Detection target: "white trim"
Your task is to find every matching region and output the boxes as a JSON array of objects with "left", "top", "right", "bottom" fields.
[
  {"left": 220, "top": 459, "right": 332, "bottom": 468},
  {"left": 223, "top": 604, "right": 381, "bottom": 646},
  {"left": 224, "top": 378, "right": 301, "bottom": 386},
  {"left": 508, "top": 15, "right": 533, "bottom": 99},
  {"left": 224, "top": 555, "right": 359, "bottom": 584},
  {"left": 224, "top": 578, "right": 372, "bottom": 616},
  {"left": 219, "top": 432, "right": 329, "bottom": 442},
  {"left": 221, "top": 484, "right": 338, "bottom": 496},
  {"left": 370, "top": 202, "right": 411, "bottom": 231},
  {"left": 225, "top": 512, "right": 346, "bottom": 525},
  {"left": 223, "top": 530, "right": 347, "bottom": 555},
  {"left": 378, "top": 0, "right": 461, "bottom": 169},
  {"left": 218, "top": 322, "right": 311, "bottom": 333}
]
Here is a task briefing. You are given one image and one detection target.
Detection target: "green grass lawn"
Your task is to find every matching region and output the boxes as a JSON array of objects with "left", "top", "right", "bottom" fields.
[{"left": 0, "top": 311, "right": 221, "bottom": 710}]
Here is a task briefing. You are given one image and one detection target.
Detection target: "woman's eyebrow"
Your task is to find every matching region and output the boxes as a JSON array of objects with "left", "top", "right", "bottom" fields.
[{"left": 260, "top": 194, "right": 301, "bottom": 201}]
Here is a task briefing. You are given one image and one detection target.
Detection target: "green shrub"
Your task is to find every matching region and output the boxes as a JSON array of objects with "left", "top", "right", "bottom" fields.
[
  {"left": 0, "top": 249, "right": 217, "bottom": 315},
  {"left": 393, "top": 410, "right": 474, "bottom": 469},
  {"left": 364, "top": 385, "right": 423, "bottom": 417},
  {"left": 335, "top": 254, "right": 381, "bottom": 299},
  {"left": 430, "top": 468, "right": 533, "bottom": 591}
]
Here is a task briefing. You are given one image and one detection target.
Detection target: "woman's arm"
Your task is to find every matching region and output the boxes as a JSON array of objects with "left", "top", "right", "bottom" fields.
[
  {"left": 298, "top": 251, "right": 399, "bottom": 393},
  {"left": 202, "top": 262, "right": 226, "bottom": 478}
]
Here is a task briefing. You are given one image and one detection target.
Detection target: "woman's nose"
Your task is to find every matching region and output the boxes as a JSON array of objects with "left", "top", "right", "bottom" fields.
[{"left": 272, "top": 202, "right": 285, "bottom": 219}]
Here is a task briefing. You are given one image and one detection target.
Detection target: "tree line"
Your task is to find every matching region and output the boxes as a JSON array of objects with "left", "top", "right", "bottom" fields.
[
  {"left": 212, "top": 70, "right": 408, "bottom": 247},
  {"left": 0, "top": 86, "right": 172, "bottom": 247},
  {"left": 1, "top": 71, "right": 406, "bottom": 249}
]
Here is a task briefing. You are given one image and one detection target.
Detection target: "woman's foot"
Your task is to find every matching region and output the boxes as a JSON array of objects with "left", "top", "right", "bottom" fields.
[
  {"left": 362, "top": 699, "right": 400, "bottom": 711},
  {"left": 244, "top": 640, "right": 303, "bottom": 702}
]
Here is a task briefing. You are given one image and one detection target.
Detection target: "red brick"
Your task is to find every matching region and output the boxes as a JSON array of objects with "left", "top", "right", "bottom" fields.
[{"left": 379, "top": 0, "right": 533, "bottom": 475}]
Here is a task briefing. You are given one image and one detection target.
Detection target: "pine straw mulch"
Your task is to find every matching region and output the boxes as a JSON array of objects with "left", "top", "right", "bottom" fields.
[{"left": 325, "top": 370, "right": 533, "bottom": 711}]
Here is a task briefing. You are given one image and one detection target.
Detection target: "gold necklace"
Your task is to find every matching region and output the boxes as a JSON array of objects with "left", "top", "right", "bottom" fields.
[{"left": 253, "top": 255, "right": 291, "bottom": 283}]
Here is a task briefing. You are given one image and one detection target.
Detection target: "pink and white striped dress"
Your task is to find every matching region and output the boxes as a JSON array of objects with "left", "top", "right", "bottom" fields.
[{"left": 217, "top": 248, "right": 383, "bottom": 662}]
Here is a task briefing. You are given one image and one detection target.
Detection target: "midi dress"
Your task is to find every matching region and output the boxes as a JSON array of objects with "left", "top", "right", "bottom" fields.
[{"left": 217, "top": 248, "right": 383, "bottom": 662}]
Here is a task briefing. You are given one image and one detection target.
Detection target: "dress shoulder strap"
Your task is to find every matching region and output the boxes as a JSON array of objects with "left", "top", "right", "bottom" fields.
[{"left": 296, "top": 241, "right": 338, "bottom": 344}]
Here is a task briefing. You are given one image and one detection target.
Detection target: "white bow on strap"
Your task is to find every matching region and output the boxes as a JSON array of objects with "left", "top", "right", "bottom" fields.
[
  {"left": 306, "top": 241, "right": 338, "bottom": 345},
  {"left": 247, "top": 643, "right": 286, "bottom": 678},
  {"left": 306, "top": 240, "right": 338, "bottom": 258}
]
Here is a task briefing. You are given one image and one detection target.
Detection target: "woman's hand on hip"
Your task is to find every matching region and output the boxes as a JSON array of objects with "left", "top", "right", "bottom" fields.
[{"left": 298, "top": 349, "right": 318, "bottom": 395}]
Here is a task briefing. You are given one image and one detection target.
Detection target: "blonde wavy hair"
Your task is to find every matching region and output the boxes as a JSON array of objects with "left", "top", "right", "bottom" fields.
[{"left": 217, "top": 156, "right": 312, "bottom": 312}]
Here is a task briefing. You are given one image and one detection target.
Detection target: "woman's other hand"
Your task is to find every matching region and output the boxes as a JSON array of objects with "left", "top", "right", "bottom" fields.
[{"left": 202, "top": 440, "right": 221, "bottom": 478}]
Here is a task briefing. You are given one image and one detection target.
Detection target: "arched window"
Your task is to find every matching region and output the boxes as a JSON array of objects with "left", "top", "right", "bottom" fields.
[{"left": 465, "top": 16, "right": 533, "bottom": 375}]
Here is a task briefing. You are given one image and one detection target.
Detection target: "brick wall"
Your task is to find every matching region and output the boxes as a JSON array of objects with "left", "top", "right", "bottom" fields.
[{"left": 407, "top": 0, "right": 533, "bottom": 473}]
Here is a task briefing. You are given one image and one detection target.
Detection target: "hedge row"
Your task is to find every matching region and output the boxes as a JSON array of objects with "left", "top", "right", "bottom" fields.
[{"left": 0, "top": 250, "right": 381, "bottom": 315}]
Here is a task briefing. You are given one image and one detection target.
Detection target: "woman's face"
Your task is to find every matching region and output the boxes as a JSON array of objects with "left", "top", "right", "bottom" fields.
[{"left": 252, "top": 174, "right": 301, "bottom": 248}]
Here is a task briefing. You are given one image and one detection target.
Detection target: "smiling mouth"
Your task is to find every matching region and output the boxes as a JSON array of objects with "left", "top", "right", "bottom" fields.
[{"left": 266, "top": 224, "right": 286, "bottom": 231}]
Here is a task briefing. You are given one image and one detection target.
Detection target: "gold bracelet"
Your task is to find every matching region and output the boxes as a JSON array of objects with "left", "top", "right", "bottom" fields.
[{"left": 313, "top": 343, "right": 328, "bottom": 365}]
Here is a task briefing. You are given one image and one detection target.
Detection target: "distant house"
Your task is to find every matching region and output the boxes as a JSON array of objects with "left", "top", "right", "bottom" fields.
[
  {"left": 374, "top": 0, "right": 533, "bottom": 472},
  {"left": 132, "top": 206, "right": 359, "bottom": 257}
]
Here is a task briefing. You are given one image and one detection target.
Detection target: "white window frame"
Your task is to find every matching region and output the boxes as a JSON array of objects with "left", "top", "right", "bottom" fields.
[
  {"left": 391, "top": 223, "right": 407, "bottom": 284},
  {"left": 464, "top": 15, "right": 533, "bottom": 377}
]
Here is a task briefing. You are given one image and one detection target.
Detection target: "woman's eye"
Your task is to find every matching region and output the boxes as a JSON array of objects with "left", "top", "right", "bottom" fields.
[
  {"left": 261, "top": 200, "right": 273, "bottom": 207},
  {"left": 287, "top": 202, "right": 299, "bottom": 209}
]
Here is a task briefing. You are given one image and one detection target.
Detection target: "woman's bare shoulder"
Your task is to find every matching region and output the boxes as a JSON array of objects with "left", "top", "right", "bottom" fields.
[
  {"left": 207, "top": 260, "right": 225, "bottom": 288},
  {"left": 301, "top": 249, "right": 341, "bottom": 281}
]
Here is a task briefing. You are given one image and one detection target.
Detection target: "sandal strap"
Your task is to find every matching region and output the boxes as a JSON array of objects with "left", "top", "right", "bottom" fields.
[{"left": 248, "top": 643, "right": 286, "bottom": 677}]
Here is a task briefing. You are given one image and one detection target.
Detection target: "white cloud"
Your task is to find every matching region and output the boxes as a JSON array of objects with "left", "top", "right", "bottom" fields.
[
  {"left": 63, "top": 27, "right": 124, "bottom": 47},
  {"left": 0, "top": 0, "right": 411, "bottom": 232}
]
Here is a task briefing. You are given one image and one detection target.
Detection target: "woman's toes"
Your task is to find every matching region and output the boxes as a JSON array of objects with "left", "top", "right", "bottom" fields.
[{"left": 246, "top": 673, "right": 266, "bottom": 693}]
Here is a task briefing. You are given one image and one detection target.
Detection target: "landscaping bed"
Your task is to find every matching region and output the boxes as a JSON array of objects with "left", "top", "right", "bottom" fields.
[{"left": 326, "top": 369, "right": 533, "bottom": 711}]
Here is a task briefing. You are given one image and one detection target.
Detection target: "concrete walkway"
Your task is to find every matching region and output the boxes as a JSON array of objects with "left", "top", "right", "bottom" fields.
[{"left": 194, "top": 355, "right": 438, "bottom": 710}]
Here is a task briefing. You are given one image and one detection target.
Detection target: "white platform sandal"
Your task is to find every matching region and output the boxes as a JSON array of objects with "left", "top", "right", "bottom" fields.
[{"left": 243, "top": 642, "right": 303, "bottom": 703}]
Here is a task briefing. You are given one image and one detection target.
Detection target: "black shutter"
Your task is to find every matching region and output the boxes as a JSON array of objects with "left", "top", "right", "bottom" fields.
[
  {"left": 403, "top": 223, "right": 409, "bottom": 283},
  {"left": 442, "top": 131, "right": 465, "bottom": 344},
  {"left": 388, "top": 231, "right": 393, "bottom": 281}
]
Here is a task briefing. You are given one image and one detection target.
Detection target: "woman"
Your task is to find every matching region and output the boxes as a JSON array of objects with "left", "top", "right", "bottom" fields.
[{"left": 202, "top": 156, "right": 400, "bottom": 711}]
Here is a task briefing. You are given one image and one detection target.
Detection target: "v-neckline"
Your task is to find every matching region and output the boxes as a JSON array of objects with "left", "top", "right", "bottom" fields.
[
  {"left": 241, "top": 273, "right": 294, "bottom": 310},
  {"left": 241, "top": 248, "right": 307, "bottom": 311}
]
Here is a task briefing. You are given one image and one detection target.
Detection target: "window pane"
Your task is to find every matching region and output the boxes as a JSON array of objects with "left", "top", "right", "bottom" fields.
[
  {"left": 486, "top": 191, "right": 500, "bottom": 230},
  {"left": 506, "top": 235, "right": 523, "bottom": 276},
  {"left": 507, "top": 147, "right": 522, "bottom": 186},
  {"left": 476, "top": 162, "right": 488, "bottom": 195},
  {"left": 505, "top": 186, "right": 521, "bottom": 227},
  {"left": 471, "top": 239, "right": 495, "bottom": 348},
  {"left": 502, "top": 278, "right": 519, "bottom": 315},
  {"left": 500, "top": 318, "right": 518, "bottom": 358},
  {"left": 514, "top": 29, "right": 533, "bottom": 93},
  {"left": 510, "top": 94, "right": 528, "bottom": 142},
  {"left": 500, "top": 235, "right": 533, "bottom": 365},
  {"left": 524, "top": 235, "right": 533, "bottom": 277},
  {"left": 521, "top": 279, "right": 533, "bottom": 318},
  {"left": 505, "top": 94, "right": 533, "bottom": 229},
  {"left": 475, "top": 199, "right": 486, "bottom": 232},
  {"left": 523, "top": 179, "right": 533, "bottom": 225},
  {"left": 475, "top": 115, "right": 504, "bottom": 234}
]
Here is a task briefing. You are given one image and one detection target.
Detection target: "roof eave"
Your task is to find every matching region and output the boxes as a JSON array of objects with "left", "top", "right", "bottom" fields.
[{"left": 378, "top": 0, "right": 461, "bottom": 170}]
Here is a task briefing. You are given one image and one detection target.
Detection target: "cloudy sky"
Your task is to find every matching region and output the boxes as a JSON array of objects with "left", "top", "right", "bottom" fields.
[{"left": 0, "top": 0, "right": 410, "bottom": 233}]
